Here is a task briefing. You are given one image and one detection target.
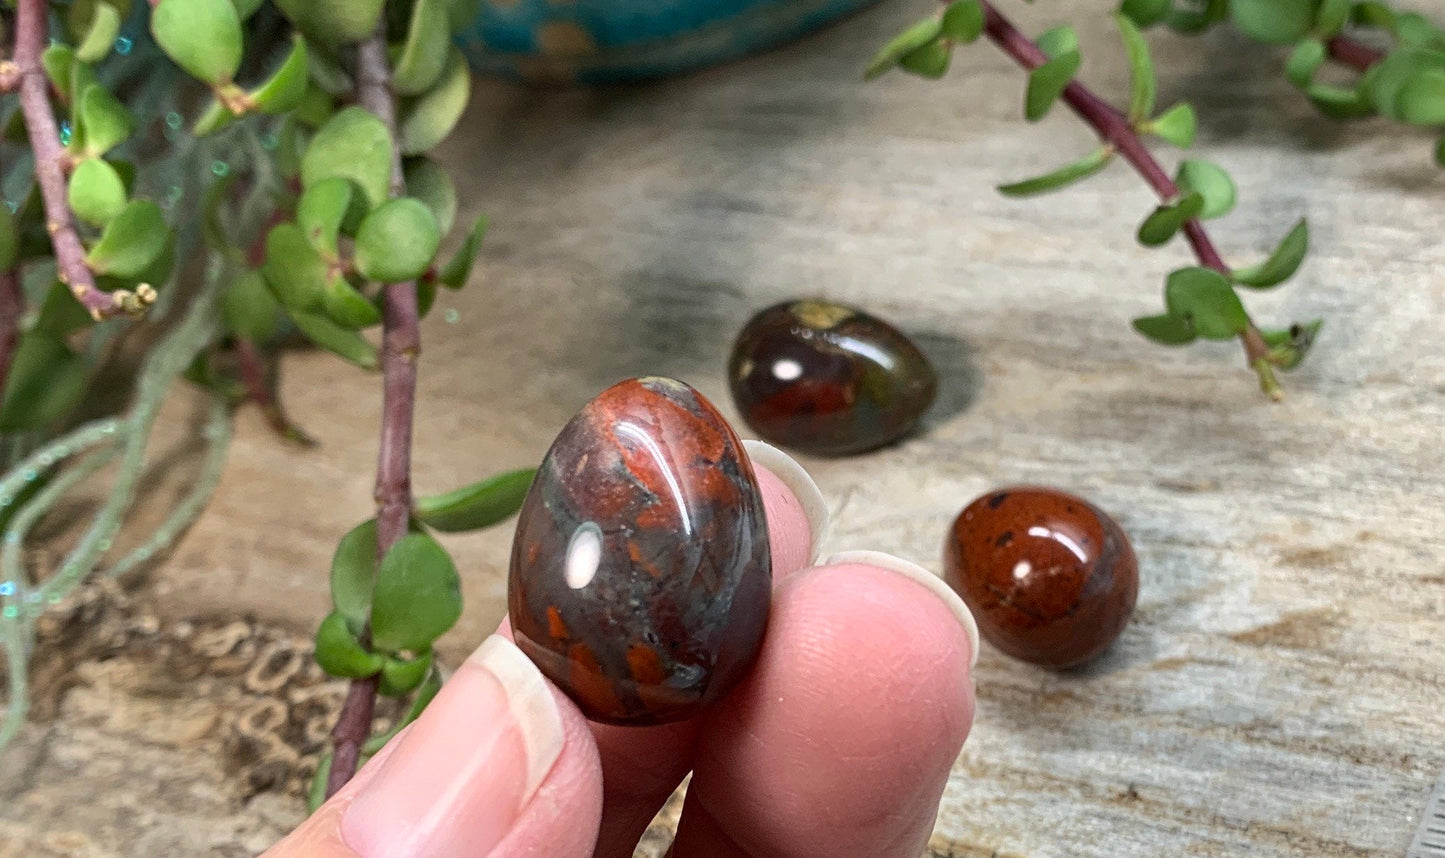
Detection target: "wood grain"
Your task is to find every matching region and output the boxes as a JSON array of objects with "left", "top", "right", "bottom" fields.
[{"left": 132, "top": 1, "right": 1445, "bottom": 854}]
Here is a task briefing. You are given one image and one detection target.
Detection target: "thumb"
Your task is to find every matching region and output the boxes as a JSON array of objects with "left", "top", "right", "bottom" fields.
[{"left": 263, "top": 636, "right": 603, "bottom": 858}]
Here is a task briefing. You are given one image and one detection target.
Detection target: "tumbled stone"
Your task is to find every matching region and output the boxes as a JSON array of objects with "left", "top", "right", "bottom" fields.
[
  {"left": 508, "top": 377, "right": 771, "bottom": 724},
  {"left": 943, "top": 487, "right": 1138, "bottom": 669},
  {"left": 727, "top": 300, "right": 937, "bottom": 456}
]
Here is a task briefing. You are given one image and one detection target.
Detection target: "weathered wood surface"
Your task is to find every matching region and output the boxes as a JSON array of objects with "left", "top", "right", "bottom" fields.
[{"left": 5, "top": 0, "right": 1445, "bottom": 855}]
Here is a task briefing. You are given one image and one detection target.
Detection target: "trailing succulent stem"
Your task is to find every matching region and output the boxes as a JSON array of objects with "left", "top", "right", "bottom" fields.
[
  {"left": 1124, "top": 1, "right": 1444, "bottom": 166},
  {"left": 0, "top": 0, "right": 525, "bottom": 787},
  {"left": 867, "top": 0, "right": 1352, "bottom": 398}
]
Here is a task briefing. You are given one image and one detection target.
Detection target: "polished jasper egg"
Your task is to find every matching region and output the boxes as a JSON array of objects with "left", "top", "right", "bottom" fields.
[
  {"left": 508, "top": 377, "right": 771, "bottom": 725},
  {"left": 943, "top": 487, "right": 1138, "bottom": 669},
  {"left": 728, "top": 300, "right": 937, "bottom": 456}
]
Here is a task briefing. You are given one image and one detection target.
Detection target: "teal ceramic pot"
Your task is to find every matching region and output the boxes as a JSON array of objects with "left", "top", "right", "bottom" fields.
[{"left": 456, "top": 0, "right": 881, "bottom": 83}]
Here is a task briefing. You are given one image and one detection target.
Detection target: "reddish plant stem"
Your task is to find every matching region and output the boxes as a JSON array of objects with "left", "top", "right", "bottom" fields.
[
  {"left": 1326, "top": 34, "right": 1385, "bottom": 73},
  {"left": 325, "top": 26, "right": 423, "bottom": 800},
  {"left": 0, "top": 268, "right": 22, "bottom": 404},
  {"left": 976, "top": 1, "right": 1277, "bottom": 392},
  {"left": 11, "top": 0, "right": 145, "bottom": 320},
  {"left": 235, "top": 337, "right": 317, "bottom": 446}
]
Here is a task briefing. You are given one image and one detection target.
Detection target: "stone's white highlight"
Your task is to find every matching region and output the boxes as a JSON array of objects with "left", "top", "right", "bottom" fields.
[
  {"left": 565, "top": 522, "right": 603, "bottom": 589},
  {"left": 743, "top": 439, "right": 829, "bottom": 561},
  {"left": 772, "top": 358, "right": 803, "bottom": 381},
  {"left": 469, "top": 636, "right": 565, "bottom": 802},
  {"left": 1013, "top": 560, "right": 1032, "bottom": 581},
  {"left": 1028, "top": 524, "right": 1088, "bottom": 563},
  {"left": 824, "top": 549, "right": 981, "bottom": 670}
]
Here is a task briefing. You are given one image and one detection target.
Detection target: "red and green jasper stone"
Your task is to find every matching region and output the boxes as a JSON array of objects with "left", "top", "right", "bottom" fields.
[
  {"left": 943, "top": 487, "right": 1138, "bottom": 669},
  {"left": 728, "top": 300, "right": 938, "bottom": 456},
  {"left": 508, "top": 377, "right": 771, "bottom": 725}
]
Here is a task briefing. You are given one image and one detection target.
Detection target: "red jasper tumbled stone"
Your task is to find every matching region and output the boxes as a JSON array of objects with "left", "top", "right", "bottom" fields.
[
  {"left": 728, "top": 300, "right": 937, "bottom": 456},
  {"left": 508, "top": 377, "right": 771, "bottom": 725},
  {"left": 943, "top": 487, "right": 1137, "bottom": 669}
]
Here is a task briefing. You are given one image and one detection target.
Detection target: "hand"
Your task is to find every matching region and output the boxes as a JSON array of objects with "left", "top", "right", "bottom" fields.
[{"left": 263, "top": 445, "right": 979, "bottom": 858}]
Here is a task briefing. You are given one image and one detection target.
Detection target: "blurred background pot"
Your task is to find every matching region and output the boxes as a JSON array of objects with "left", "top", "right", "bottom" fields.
[{"left": 456, "top": 0, "right": 882, "bottom": 83}]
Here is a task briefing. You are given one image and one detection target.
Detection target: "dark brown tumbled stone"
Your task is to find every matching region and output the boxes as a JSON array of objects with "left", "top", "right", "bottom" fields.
[
  {"left": 727, "top": 300, "right": 937, "bottom": 456},
  {"left": 508, "top": 377, "right": 771, "bottom": 725},
  {"left": 943, "top": 487, "right": 1137, "bottom": 669}
]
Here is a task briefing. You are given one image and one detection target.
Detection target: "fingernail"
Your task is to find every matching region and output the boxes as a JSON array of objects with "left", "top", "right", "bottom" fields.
[
  {"left": 743, "top": 439, "right": 829, "bottom": 561},
  {"left": 340, "top": 636, "right": 565, "bottom": 858},
  {"left": 824, "top": 550, "right": 980, "bottom": 668}
]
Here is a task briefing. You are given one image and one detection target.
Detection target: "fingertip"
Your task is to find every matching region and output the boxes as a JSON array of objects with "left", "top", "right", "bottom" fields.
[
  {"left": 744, "top": 440, "right": 828, "bottom": 577},
  {"left": 823, "top": 549, "right": 980, "bottom": 669}
]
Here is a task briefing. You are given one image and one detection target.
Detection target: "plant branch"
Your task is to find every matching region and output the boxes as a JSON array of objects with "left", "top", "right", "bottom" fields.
[
  {"left": 976, "top": 1, "right": 1279, "bottom": 397},
  {"left": 11, "top": 0, "right": 152, "bottom": 321},
  {"left": 326, "top": 24, "right": 424, "bottom": 799},
  {"left": 1326, "top": 34, "right": 1385, "bottom": 73},
  {"left": 235, "top": 337, "right": 317, "bottom": 447},
  {"left": 0, "top": 268, "right": 22, "bottom": 405}
]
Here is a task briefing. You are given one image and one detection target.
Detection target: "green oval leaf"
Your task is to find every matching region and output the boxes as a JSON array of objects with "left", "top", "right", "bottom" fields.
[
  {"left": 1232, "top": 219, "right": 1309, "bottom": 288},
  {"left": 439, "top": 215, "right": 488, "bottom": 288},
  {"left": 414, "top": 468, "right": 536, "bottom": 533},
  {"left": 1121, "top": 0, "right": 1171, "bottom": 27},
  {"left": 403, "top": 158, "right": 458, "bottom": 236},
  {"left": 1165, "top": 0, "right": 1228, "bottom": 33},
  {"left": 292, "top": 311, "right": 379, "bottom": 368},
  {"left": 67, "top": 158, "right": 127, "bottom": 227},
  {"left": 1037, "top": 25, "right": 1079, "bottom": 59},
  {"left": 1144, "top": 102, "right": 1197, "bottom": 147},
  {"left": 75, "top": 1, "right": 122, "bottom": 64},
  {"left": 85, "top": 199, "right": 167, "bottom": 277},
  {"left": 1315, "top": 0, "right": 1351, "bottom": 37},
  {"left": 1395, "top": 69, "right": 1445, "bottom": 126},
  {"left": 42, "top": 45, "right": 77, "bottom": 101},
  {"left": 393, "top": 0, "right": 451, "bottom": 95},
  {"left": 314, "top": 611, "right": 384, "bottom": 679},
  {"left": 274, "top": 0, "right": 384, "bottom": 46},
  {"left": 1175, "top": 159, "right": 1236, "bottom": 219},
  {"left": 251, "top": 35, "right": 310, "bottom": 115},
  {"left": 399, "top": 49, "right": 471, "bottom": 155},
  {"left": 1116, "top": 13, "right": 1157, "bottom": 122},
  {"left": 296, "top": 176, "right": 354, "bottom": 260},
  {"left": 222, "top": 269, "right": 283, "bottom": 343},
  {"left": 864, "top": 17, "right": 942, "bottom": 80},
  {"left": 940, "top": 0, "right": 984, "bottom": 43},
  {"left": 331, "top": 519, "right": 379, "bottom": 627},
  {"left": 1164, "top": 267, "right": 1248, "bottom": 340},
  {"left": 1361, "top": 47, "right": 1445, "bottom": 120},
  {"left": 370, "top": 533, "right": 462, "bottom": 655},
  {"left": 323, "top": 277, "right": 383, "bottom": 329},
  {"left": 1025, "top": 50, "right": 1080, "bottom": 121},
  {"left": 0, "top": 334, "right": 88, "bottom": 431},
  {"left": 1229, "top": 0, "right": 1315, "bottom": 44},
  {"left": 151, "top": 0, "right": 244, "bottom": 85},
  {"left": 1285, "top": 38, "right": 1326, "bottom": 89},
  {"left": 1306, "top": 83, "right": 1376, "bottom": 119},
  {"left": 302, "top": 107, "right": 393, "bottom": 210},
  {"left": 899, "top": 39, "right": 952, "bottom": 79},
  {"left": 260, "top": 222, "right": 329, "bottom": 310},
  {"left": 997, "top": 146, "right": 1113, "bottom": 197},
  {"left": 354, "top": 198, "right": 441, "bottom": 283},
  {"left": 79, "top": 84, "right": 135, "bottom": 157},
  {"left": 1137, "top": 192, "right": 1203, "bottom": 247},
  {"left": 378, "top": 649, "right": 434, "bottom": 697},
  {"left": 1132, "top": 313, "right": 1196, "bottom": 345}
]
